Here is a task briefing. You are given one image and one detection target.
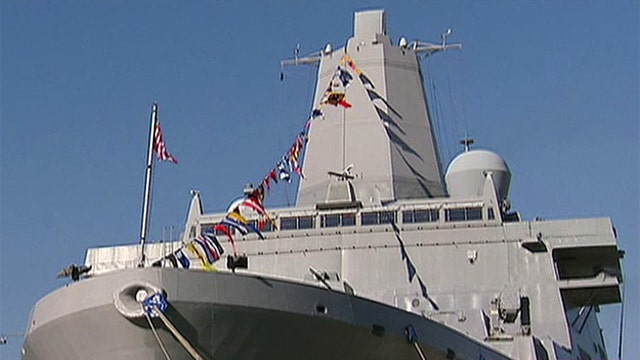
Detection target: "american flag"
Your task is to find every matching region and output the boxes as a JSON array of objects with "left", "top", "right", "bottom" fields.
[{"left": 154, "top": 122, "right": 177, "bottom": 164}]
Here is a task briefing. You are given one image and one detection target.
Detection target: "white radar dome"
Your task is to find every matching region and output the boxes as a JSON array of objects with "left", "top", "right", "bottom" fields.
[{"left": 445, "top": 150, "right": 511, "bottom": 200}]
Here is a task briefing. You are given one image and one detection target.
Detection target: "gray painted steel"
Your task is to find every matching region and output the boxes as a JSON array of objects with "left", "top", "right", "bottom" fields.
[
  {"left": 296, "top": 9, "right": 446, "bottom": 206},
  {"left": 22, "top": 9, "right": 623, "bottom": 360},
  {"left": 23, "top": 268, "right": 511, "bottom": 360}
]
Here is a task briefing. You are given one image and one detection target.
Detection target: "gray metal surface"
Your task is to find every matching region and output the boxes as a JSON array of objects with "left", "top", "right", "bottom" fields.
[
  {"left": 23, "top": 268, "right": 511, "bottom": 360},
  {"left": 296, "top": 9, "right": 446, "bottom": 207},
  {"left": 22, "top": 9, "right": 623, "bottom": 360}
]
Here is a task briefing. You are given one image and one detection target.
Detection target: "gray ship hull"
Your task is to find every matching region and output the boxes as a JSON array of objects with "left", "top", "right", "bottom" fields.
[
  {"left": 21, "top": 9, "right": 623, "bottom": 360},
  {"left": 23, "top": 268, "right": 510, "bottom": 360}
]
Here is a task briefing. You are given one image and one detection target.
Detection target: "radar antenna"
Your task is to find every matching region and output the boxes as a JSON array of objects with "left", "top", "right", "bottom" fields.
[
  {"left": 408, "top": 28, "right": 462, "bottom": 58},
  {"left": 460, "top": 136, "right": 474, "bottom": 152},
  {"left": 280, "top": 44, "right": 325, "bottom": 81},
  {"left": 280, "top": 45, "right": 325, "bottom": 67},
  {"left": 441, "top": 28, "right": 452, "bottom": 46}
]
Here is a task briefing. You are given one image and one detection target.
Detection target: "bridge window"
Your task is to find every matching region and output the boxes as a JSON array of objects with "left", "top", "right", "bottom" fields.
[
  {"left": 321, "top": 213, "right": 356, "bottom": 228},
  {"left": 342, "top": 213, "right": 356, "bottom": 226},
  {"left": 402, "top": 209, "right": 439, "bottom": 223},
  {"left": 445, "top": 207, "right": 483, "bottom": 222},
  {"left": 249, "top": 219, "right": 273, "bottom": 232},
  {"left": 280, "top": 215, "right": 315, "bottom": 230},
  {"left": 361, "top": 210, "right": 396, "bottom": 225},
  {"left": 201, "top": 223, "right": 235, "bottom": 236}
]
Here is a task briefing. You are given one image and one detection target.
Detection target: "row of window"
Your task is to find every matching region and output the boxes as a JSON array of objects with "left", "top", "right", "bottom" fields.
[
  {"left": 403, "top": 209, "right": 439, "bottom": 223},
  {"left": 443, "top": 207, "right": 483, "bottom": 222},
  {"left": 204, "top": 206, "right": 491, "bottom": 234}
]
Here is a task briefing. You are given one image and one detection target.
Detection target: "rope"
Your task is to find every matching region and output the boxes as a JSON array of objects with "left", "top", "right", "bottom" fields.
[
  {"left": 144, "top": 311, "right": 172, "bottom": 360},
  {"left": 423, "top": 63, "right": 452, "bottom": 163},
  {"left": 405, "top": 325, "right": 428, "bottom": 360},
  {"left": 617, "top": 277, "right": 626, "bottom": 360},
  {"left": 413, "top": 342, "right": 427, "bottom": 360},
  {"left": 151, "top": 305, "right": 206, "bottom": 360}
]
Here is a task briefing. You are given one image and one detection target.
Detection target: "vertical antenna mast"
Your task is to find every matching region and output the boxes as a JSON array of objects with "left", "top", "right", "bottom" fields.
[{"left": 138, "top": 102, "right": 158, "bottom": 267}]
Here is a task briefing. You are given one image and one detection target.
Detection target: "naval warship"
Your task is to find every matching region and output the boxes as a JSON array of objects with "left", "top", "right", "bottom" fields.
[{"left": 22, "top": 10, "right": 623, "bottom": 360}]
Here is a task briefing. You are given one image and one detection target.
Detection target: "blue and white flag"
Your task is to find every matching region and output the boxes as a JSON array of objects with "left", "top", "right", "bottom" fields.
[
  {"left": 311, "top": 108, "right": 324, "bottom": 119},
  {"left": 277, "top": 159, "right": 291, "bottom": 182},
  {"left": 143, "top": 292, "right": 168, "bottom": 318},
  {"left": 337, "top": 66, "right": 353, "bottom": 87},
  {"left": 221, "top": 217, "right": 249, "bottom": 235},
  {"left": 192, "top": 237, "right": 216, "bottom": 263},
  {"left": 175, "top": 249, "right": 190, "bottom": 269},
  {"left": 203, "top": 231, "right": 224, "bottom": 258},
  {"left": 418, "top": 277, "right": 439, "bottom": 311}
]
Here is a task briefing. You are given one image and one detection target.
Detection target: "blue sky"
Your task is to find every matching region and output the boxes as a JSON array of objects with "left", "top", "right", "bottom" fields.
[{"left": 1, "top": 1, "right": 638, "bottom": 359}]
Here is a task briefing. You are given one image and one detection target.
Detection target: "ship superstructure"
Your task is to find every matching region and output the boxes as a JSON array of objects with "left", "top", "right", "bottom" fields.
[{"left": 22, "top": 10, "right": 623, "bottom": 360}]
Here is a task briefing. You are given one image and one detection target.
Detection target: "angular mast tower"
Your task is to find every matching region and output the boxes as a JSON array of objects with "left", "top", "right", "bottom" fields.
[{"left": 296, "top": 10, "right": 447, "bottom": 207}]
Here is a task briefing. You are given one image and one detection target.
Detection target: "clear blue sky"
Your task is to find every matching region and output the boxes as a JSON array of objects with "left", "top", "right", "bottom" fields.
[{"left": 1, "top": 1, "right": 638, "bottom": 359}]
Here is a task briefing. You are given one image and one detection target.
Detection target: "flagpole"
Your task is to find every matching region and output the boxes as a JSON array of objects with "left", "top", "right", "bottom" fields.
[{"left": 138, "top": 102, "right": 158, "bottom": 267}]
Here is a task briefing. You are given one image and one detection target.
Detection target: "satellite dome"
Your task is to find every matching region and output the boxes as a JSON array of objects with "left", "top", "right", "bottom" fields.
[{"left": 445, "top": 150, "right": 511, "bottom": 200}]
